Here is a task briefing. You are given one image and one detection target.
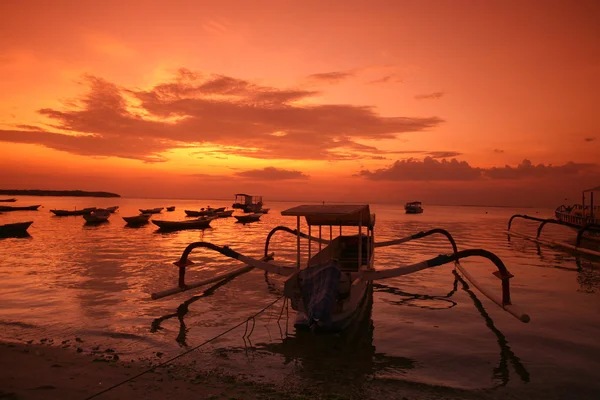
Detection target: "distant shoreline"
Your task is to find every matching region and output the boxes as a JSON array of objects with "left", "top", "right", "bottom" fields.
[{"left": 0, "top": 189, "right": 120, "bottom": 198}]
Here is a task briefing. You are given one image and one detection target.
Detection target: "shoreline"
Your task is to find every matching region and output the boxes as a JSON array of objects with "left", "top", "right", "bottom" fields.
[
  {"left": 0, "top": 340, "right": 497, "bottom": 400},
  {"left": 0, "top": 190, "right": 120, "bottom": 198}
]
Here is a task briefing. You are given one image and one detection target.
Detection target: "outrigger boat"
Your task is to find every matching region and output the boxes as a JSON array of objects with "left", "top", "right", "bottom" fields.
[
  {"left": 555, "top": 186, "right": 600, "bottom": 227},
  {"left": 0, "top": 198, "right": 17, "bottom": 202},
  {"left": 140, "top": 207, "right": 163, "bottom": 214},
  {"left": 50, "top": 207, "right": 96, "bottom": 216},
  {"left": 0, "top": 205, "right": 40, "bottom": 212},
  {"left": 0, "top": 221, "right": 33, "bottom": 237},
  {"left": 152, "top": 216, "right": 215, "bottom": 231},
  {"left": 234, "top": 212, "right": 263, "bottom": 224},
  {"left": 123, "top": 213, "right": 152, "bottom": 225},
  {"left": 152, "top": 204, "right": 529, "bottom": 332}
]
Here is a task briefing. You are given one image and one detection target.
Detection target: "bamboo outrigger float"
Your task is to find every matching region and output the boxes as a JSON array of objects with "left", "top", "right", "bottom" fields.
[{"left": 152, "top": 204, "right": 530, "bottom": 331}]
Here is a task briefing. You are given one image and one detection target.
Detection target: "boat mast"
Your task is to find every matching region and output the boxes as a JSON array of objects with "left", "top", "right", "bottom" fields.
[{"left": 296, "top": 216, "right": 301, "bottom": 269}]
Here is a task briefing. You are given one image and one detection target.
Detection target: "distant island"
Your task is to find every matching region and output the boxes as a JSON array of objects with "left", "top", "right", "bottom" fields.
[{"left": 0, "top": 189, "right": 120, "bottom": 198}]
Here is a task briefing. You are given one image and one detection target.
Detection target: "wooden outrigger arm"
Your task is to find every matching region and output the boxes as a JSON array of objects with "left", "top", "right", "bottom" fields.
[{"left": 151, "top": 241, "right": 295, "bottom": 300}]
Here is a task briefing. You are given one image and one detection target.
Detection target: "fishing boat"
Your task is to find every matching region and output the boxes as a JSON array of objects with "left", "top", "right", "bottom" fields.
[
  {"left": 555, "top": 186, "right": 600, "bottom": 227},
  {"left": 215, "top": 209, "right": 235, "bottom": 218},
  {"left": 234, "top": 212, "right": 263, "bottom": 223},
  {"left": 83, "top": 209, "right": 111, "bottom": 223},
  {"left": 152, "top": 204, "right": 529, "bottom": 333},
  {"left": 50, "top": 207, "right": 96, "bottom": 216},
  {"left": 106, "top": 206, "right": 119, "bottom": 213},
  {"left": 184, "top": 207, "right": 224, "bottom": 217},
  {"left": 140, "top": 207, "right": 163, "bottom": 214},
  {"left": 405, "top": 201, "right": 424, "bottom": 214},
  {"left": 123, "top": 213, "right": 152, "bottom": 225},
  {"left": 232, "top": 194, "right": 263, "bottom": 212},
  {"left": 152, "top": 217, "right": 214, "bottom": 231},
  {"left": 0, "top": 221, "right": 33, "bottom": 237},
  {"left": 0, "top": 205, "right": 41, "bottom": 212},
  {"left": 0, "top": 198, "right": 17, "bottom": 202},
  {"left": 166, "top": 206, "right": 176, "bottom": 212}
]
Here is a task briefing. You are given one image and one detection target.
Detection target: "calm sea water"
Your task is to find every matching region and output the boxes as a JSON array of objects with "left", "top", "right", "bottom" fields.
[{"left": 1, "top": 196, "right": 600, "bottom": 398}]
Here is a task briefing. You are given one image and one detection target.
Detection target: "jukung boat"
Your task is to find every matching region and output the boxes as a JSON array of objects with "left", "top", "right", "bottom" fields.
[
  {"left": 215, "top": 209, "right": 235, "bottom": 218},
  {"left": 0, "top": 221, "right": 33, "bottom": 237},
  {"left": 405, "top": 201, "right": 424, "bottom": 214},
  {"left": 140, "top": 207, "right": 163, "bottom": 214},
  {"left": 152, "top": 204, "right": 529, "bottom": 333},
  {"left": 555, "top": 186, "right": 600, "bottom": 227},
  {"left": 123, "top": 213, "right": 152, "bottom": 225},
  {"left": 166, "top": 206, "right": 176, "bottom": 212},
  {"left": 0, "top": 198, "right": 17, "bottom": 202},
  {"left": 232, "top": 194, "right": 263, "bottom": 213},
  {"left": 106, "top": 206, "right": 119, "bottom": 213},
  {"left": 83, "top": 209, "right": 111, "bottom": 223},
  {"left": 0, "top": 205, "right": 41, "bottom": 212},
  {"left": 50, "top": 207, "right": 96, "bottom": 216},
  {"left": 152, "top": 216, "right": 215, "bottom": 231},
  {"left": 184, "top": 207, "right": 225, "bottom": 217},
  {"left": 234, "top": 212, "right": 263, "bottom": 223}
]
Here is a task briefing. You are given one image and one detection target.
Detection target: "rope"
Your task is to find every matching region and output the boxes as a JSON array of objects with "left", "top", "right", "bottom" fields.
[{"left": 83, "top": 295, "right": 284, "bottom": 400}]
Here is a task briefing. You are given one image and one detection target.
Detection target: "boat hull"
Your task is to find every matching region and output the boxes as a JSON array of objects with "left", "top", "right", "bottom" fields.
[
  {"left": 152, "top": 218, "right": 213, "bottom": 230},
  {"left": 51, "top": 208, "right": 96, "bottom": 216},
  {"left": 234, "top": 213, "right": 263, "bottom": 223},
  {"left": 0, "top": 221, "right": 33, "bottom": 237},
  {"left": 0, "top": 205, "right": 40, "bottom": 212},
  {"left": 123, "top": 214, "right": 152, "bottom": 225}
]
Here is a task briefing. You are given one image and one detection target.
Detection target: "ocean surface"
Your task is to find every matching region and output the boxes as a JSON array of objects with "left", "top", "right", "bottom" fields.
[{"left": 1, "top": 196, "right": 600, "bottom": 398}]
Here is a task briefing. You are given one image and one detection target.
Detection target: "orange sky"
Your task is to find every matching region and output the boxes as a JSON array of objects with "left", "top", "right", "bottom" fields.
[{"left": 1, "top": 0, "right": 599, "bottom": 206}]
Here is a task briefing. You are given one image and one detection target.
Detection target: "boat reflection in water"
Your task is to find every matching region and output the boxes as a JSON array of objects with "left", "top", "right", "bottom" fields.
[{"left": 152, "top": 272, "right": 529, "bottom": 389}]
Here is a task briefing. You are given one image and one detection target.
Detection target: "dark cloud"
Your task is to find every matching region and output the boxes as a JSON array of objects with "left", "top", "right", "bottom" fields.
[
  {"left": 584, "top": 137, "right": 596, "bottom": 142},
  {"left": 415, "top": 92, "right": 444, "bottom": 100},
  {"left": 235, "top": 167, "right": 310, "bottom": 180},
  {"left": 357, "top": 157, "right": 482, "bottom": 181},
  {"left": 306, "top": 71, "right": 355, "bottom": 84},
  {"left": 357, "top": 157, "right": 600, "bottom": 181},
  {"left": 494, "top": 149, "right": 505, "bottom": 153},
  {"left": 427, "top": 151, "right": 461, "bottom": 159},
  {"left": 0, "top": 71, "right": 442, "bottom": 162}
]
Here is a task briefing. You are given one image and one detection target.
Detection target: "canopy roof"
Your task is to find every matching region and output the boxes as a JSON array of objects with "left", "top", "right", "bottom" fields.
[
  {"left": 281, "top": 204, "right": 374, "bottom": 227},
  {"left": 583, "top": 186, "right": 600, "bottom": 193}
]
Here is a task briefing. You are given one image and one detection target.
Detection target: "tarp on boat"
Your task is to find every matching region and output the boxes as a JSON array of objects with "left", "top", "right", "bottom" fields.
[{"left": 299, "top": 260, "right": 341, "bottom": 329}]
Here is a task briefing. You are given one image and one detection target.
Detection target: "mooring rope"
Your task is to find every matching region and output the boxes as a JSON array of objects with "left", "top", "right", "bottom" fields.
[{"left": 83, "top": 295, "right": 285, "bottom": 400}]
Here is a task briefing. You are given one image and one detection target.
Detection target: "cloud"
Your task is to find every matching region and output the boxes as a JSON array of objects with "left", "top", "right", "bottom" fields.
[
  {"left": 235, "top": 167, "right": 310, "bottom": 180},
  {"left": 306, "top": 71, "right": 355, "bottom": 84},
  {"left": 415, "top": 92, "right": 444, "bottom": 100},
  {"left": 494, "top": 149, "right": 505, "bottom": 153},
  {"left": 584, "top": 137, "right": 595, "bottom": 142},
  {"left": 357, "top": 158, "right": 599, "bottom": 182},
  {"left": 367, "top": 74, "right": 403, "bottom": 84},
  {"left": 0, "top": 70, "right": 443, "bottom": 162},
  {"left": 427, "top": 151, "right": 461, "bottom": 159},
  {"left": 357, "top": 157, "right": 482, "bottom": 181}
]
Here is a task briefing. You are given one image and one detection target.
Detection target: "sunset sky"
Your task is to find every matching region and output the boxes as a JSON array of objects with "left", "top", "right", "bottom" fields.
[{"left": 1, "top": 0, "right": 599, "bottom": 206}]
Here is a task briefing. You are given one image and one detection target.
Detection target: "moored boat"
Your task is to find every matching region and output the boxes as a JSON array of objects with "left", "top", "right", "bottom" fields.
[
  {"left": 152, "top": 217, "right": 214, "bottom": 231},
  {"left": 123, "top": 213, "right": 152, "bottom": 225},
  {"left": 106, "top": 206, "right": 119, "bottom": 213},
  {"left": 50, "top": 207, "right": 96, "bottom": 216},
  {"left": 234, "top": 212, "right": 263, "bottom": 223},
  {"left": 0, "top": 198, "right": 17, "bottom": 202},
  {"left": 184, "top": 207, "right": 224, "bottom": 217},
  {"left": 555, "top": 186, "right": 600, "bottom": 227},
  {"left": 140, "top": 207, "right": 163, "bottom": 214},
  {"left": 0, "top": 221, "right": 33, "bottom": 237},
  {"left": 404, "top": 201, "right": 424, "bottom": 214},
  {"left": 0, "top": 205, "right": 41, "bottom": 212},
  {"left": 83, "top": 209, "right": 111, "bottom": 223},
  {"left": 166, "top": 206, "right": 176, "bottom": 211},
  {"left": 232, "top": 193, "right": 263, "bottom": 212},
  {"left": 215, "top": 209, "right": 235, "bottom": 218},
  {"left": 153, "top": 204, "right": 529, "bottom": 335}
]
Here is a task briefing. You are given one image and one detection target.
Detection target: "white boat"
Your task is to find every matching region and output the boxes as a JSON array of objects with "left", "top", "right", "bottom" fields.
[
  {"left": 152, "top": 204, "right": 530, "bottom": 333},
  {"left": 83, "top": 209, "right": 111, "bottom": 223},
  {"left": 405, "top": 201, "right": 423, "bottom": 214}
]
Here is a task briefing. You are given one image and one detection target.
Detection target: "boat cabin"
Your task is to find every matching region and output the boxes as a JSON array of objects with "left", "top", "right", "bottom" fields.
[
  {"left": 404, "top": 201, "right": 424, "bottom": 214},
  {"left": 232, "top": 193, "right": 263, "bottom": 210}
]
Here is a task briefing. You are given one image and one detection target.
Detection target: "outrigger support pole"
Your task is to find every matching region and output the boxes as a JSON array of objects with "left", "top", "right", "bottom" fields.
[
  {"left": 507, "top": 214, "right": 548, "bottom": 231},
  {"left": 151, "top": 241, "right": 289, "bottom": 300},
  {"left": 536, "top": 219, "right": 581, "bottom": 238},
  {"left": 374, "top": 228, "right": 458, "bottom": 254}
]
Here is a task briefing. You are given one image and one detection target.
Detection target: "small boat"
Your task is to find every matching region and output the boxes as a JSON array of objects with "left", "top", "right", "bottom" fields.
[
  {"left": 555, "top": 186, "right": 600, "bottom": 227},
  {"left": 405, "top": 201, "right": 424, "bottom": 214},
  {"left": 234, "top": 212, "right": 263, "bottom": 223},
  {"left": 0, "top": 221, "right": 33, "bottom": 237},
  {"left": 140, "top": 207, "right": 163, "bottom": 214},
  {"left": 153, "top": 204, "right": 529, "bottom": 335},
  {"left": 83, "top": 209, "right": 111, "bottom": 223},
  {"left": 50, "top": 207, "right": 96, "bottom": 216},
  {"left": 184, "top": 207, "right": 223, "bottom": 217},
  {"left": 123, "top": 213, "right": 152, "bottom": 225},
  {"left": 106, "top": 206, "right": 119, "bottom": 213},
  {"left": 166, "top": 206, "right": 176, "bottom": 212},
  {"left": 152, "top": 217, "right": 214, "bottom": 231},
  {"left": 0, "top": 198, "right": 17, "bottom": 202},
  {"left": 232, "top": 193, "right": 263, "bottom": 212},
  {"left": 257, "top": 208, "right": 270, "bottom": 214},
  {"left": 0, "top": 205, "right": 41, "bottom": 212},
  {"left": 215, "top": 210, "right": 235, "bottom": 218}
]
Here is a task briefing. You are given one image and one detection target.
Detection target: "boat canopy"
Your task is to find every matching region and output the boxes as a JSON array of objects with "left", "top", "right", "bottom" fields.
[
  {"left": 281, "top": 204, "right": 374, "bottom": 228},
  {"left": 583, "top": 186, "right": 600, "bottom": 193}
]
